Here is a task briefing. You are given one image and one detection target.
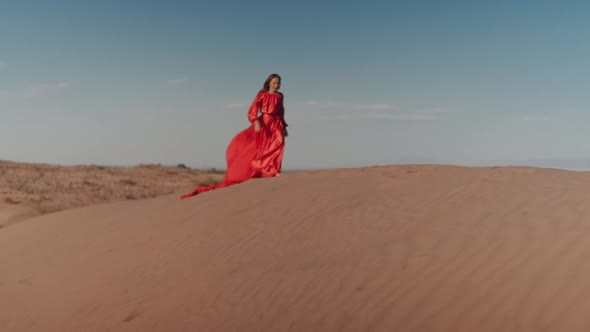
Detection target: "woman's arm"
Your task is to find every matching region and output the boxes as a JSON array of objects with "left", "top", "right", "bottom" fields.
[
  {"left": 248, "top": 91, "right": 263, "bottom": 123},
  {"left": 278, "top": 94, "right": 288, "bottom": 128}
]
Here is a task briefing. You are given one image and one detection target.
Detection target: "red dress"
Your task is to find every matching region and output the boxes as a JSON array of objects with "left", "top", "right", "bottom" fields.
[{"left": 181, "top": 90, "right": 288, "bottom": 198}]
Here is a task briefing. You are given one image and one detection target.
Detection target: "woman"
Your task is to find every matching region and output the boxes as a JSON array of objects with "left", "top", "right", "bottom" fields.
[{"left": 181, "top": 73, "right": 288, "bottom": 198}]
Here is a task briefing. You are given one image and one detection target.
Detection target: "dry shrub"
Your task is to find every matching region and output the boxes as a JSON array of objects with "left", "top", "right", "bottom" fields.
[
  {"left": 4, "top": 196, "right": 19, "bottom": 204},
  {"left": 0, "top": 161, "right": 226, "bottom": 215}
]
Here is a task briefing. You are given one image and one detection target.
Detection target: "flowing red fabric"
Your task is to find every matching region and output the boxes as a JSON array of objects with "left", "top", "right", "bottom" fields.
[{"left": 181, "top": 90, "right": 287, "bottom": 199}]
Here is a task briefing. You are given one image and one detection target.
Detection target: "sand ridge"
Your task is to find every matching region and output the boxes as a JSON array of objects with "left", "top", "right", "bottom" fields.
[
  {"left": 0, "top": 203, "right": 40, "bottom": 228},
  {"left": 2, "top": 164, "right": 590, "bottom": 331}
]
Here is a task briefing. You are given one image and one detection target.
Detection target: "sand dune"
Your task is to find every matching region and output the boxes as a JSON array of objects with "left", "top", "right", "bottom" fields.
[
  {"left": 0, "top": 203, "right": 40, "bottom": 228},
  {"left": 2, "top": 164, "right": 590, "bottom": 331}
]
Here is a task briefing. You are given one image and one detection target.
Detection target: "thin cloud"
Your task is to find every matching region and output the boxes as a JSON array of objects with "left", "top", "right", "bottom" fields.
[
  {"left": 0, "top": 60, "right": 5, "bottom": 69},
  {"left": 227, "top": 102, "right": 250, "bottom": 109},
  {"left": 167, "top": 77, "right": 191, "bottom": 85},
  {"left": 354, "top": 103, "right": 394, "bottom": 111},
  {"left": 29, "top": 82, "right": 70, "bottom": 97},
  {"left": 360, "top": 113, "right": 438, "bottom": 121},
  {"left": 1, "top": 82, "right": 70, "bottom": 99},
  {"left": 290, "top": 100, "right": 439, "bottom": 121},
  {"left": 307, "top": 112, "right": 438, "bottom": 121},
  {"left": 520, "top": 115, "right": 551, "bottom": 122},
  {"left": 296, "top": 101, "right": 393, "bottom": 110},
  {"left": 301, "top": 100, "right": 339, "bottom": 108}
]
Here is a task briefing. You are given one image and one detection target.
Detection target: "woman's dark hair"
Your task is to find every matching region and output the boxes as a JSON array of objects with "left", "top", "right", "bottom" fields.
[{"left": 263, "top": 73, "right": 281, "bottom": 91}]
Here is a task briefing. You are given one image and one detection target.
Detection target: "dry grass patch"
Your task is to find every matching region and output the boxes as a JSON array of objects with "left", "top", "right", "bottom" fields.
[{"left": 0, "top": 160, "right": 225, "bottom": 215}]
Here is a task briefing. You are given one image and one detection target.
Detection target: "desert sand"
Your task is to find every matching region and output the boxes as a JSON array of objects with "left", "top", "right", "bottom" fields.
[{"left": 2, "top": 164, "right": 590, "bottom": 331}]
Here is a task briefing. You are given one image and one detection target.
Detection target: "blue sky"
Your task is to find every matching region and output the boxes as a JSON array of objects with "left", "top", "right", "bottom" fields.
[{"left": 2, "top": 1, "right": 590, "bottom": 170}]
